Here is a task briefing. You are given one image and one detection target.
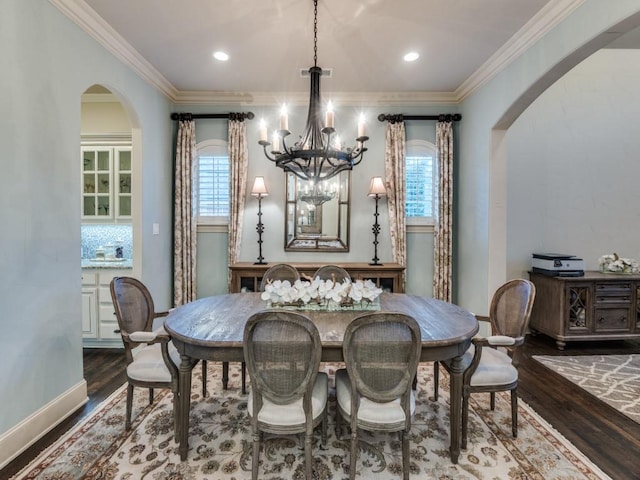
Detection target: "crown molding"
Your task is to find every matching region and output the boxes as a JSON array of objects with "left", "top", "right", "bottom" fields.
[
  {"left": 173, "top": 90, "right": 458, "bottom": 107},
  {"left": 49, "top": 0, "right": 178, "bottom": 101},
  {"left": 455, "top": 0, "right": 585, "bottom": 101},
  {"left": 52, "top": 0, "right": 584, "bottom": 106}
]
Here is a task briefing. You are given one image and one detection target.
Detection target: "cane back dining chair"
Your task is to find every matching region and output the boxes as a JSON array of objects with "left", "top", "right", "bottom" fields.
[
  {"left": 243, "top": 310, "right": 328, "bottom": 480},
  {"left": 433, "top": 278, "right": 536, "bottom": 448},
  {"left": 312, "top": 264, "right": 351, "bottom": 284},
  {"left": 110, "top": 277, "right": 186, "bottom": 434},
  {"left": 259, "top": 263, "right": 300, "bottom": 291},
  {"left": 336, "top": 312, "right": 422, "bottom": 480}
]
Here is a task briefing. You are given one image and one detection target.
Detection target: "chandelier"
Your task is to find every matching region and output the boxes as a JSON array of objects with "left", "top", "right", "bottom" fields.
[
  {"left": 258, "top": 0, "right": 369, "bottom": 182},
  {"left": 298, "top": 179, "right": 337, "bottom": 207}
]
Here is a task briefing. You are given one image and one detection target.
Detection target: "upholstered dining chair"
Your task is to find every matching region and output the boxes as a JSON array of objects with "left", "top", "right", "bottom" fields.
[
  {"left": 312, "top": 264, "right": 351, "bottom": 284},
  {"left": 259, "top": 263, "right": 300, "bottom": 291},
  {"left": 110, "top": 277, "right": 183, "bottom": 433},
  {"left": 243, "top": 310, "right": 328, "bottom": 480},
  {"left": 335, "top": 311, "right": 421, "bottom": 480},
  {"left": 432, "top": 278, "right": 536, "bottom": 448}
]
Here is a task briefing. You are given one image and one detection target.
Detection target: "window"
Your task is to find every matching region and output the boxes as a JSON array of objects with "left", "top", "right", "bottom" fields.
[
  {"left": 196, "top": 140, "right": 229, "bottom": 224},
  {"left": 405, "top": 139, "right": 436, "bottom": 225}
]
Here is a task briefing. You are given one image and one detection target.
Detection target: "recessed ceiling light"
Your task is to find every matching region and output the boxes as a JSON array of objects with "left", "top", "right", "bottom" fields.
[
  {"left": 213, "top": 51, "right": 229, "bottom": 61},
  {"left": 403, "top": 52, "right": 419, "bottom": 62}
]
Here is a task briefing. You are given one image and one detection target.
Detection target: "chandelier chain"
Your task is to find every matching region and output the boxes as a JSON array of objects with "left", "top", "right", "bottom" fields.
[{"left": 313, "top": 0, "right": 318, "bottom": 67}]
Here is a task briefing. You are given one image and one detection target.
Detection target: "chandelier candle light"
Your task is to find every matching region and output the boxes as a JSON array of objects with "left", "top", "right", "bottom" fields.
[
  {"left": 368, "top": 176, "right": 386, "bottom": 266},
  {"left": 258, "top": 0, "right": 369, "bottom": 182},
  {"left": 251, "top": 176, "right": 268, "bottom": 265}
]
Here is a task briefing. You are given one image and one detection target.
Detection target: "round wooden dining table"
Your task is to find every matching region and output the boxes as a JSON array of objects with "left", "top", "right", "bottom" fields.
[{"left": 165, "top": 292, "right": 478, "bottom": 464}]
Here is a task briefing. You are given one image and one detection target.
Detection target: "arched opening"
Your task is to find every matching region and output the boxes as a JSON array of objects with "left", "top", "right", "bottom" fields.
[
  {"left": 487, "top": 19, "right": 640, "bottom": 297},
  {"left": 80, "top": 84, "right": 142, "bottom": 347}
]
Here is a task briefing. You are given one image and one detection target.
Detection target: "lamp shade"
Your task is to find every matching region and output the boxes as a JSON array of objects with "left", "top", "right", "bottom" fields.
[
  {"left": 251, "top": 176, "right": 268, "bottom": 196},
  {"left": 368, "top": 176, "right": 386, "bottom": 197}
]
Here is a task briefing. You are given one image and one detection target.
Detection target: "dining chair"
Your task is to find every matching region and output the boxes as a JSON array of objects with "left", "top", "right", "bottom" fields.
[
  {"left": 243, "top": 310, "right": 328, "bottom": 480},
  {"left": 432, "top": 278, "right": 536, "bottom": 448},
  {"left": 110, "top": 276, "right": 184, "bottom": 434},
  {"left": 312, "top": 264, "right": 351, "bottom": 284},
  {"left": 336, "top": 311, "right": 421, "bottom": 480},
  {"left": 259, "top": 263, "right": 300, "bottom": 291}
]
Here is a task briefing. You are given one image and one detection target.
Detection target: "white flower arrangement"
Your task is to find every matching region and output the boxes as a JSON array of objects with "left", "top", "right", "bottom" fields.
[
  {"left": 599, "top": 253, "right": 640, "bottom": 274},
  {"left": 261, "top": 277, "right": 383, "bottom": 310}
]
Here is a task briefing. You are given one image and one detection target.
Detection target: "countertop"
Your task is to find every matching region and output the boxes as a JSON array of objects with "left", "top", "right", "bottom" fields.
[{"left": 82, "top": 259, "right": 133, "bottom": 269}]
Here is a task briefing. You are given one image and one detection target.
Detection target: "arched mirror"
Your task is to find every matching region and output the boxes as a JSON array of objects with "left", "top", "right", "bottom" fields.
[{"left": 285, "top": 171, "right": 350, "bottom": 251}]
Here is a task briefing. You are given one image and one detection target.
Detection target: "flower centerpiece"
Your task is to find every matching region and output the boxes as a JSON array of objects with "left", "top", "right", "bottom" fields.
[
  {"left": 598, "top": 253, "right": 640, "bottom": 274},
  {"left": 261, "top": 277, "right": 383, "bottom": 311}
]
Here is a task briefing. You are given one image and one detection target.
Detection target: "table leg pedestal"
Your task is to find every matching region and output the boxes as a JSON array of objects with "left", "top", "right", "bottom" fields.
[
  {"left": 178, "top": 355, "right": 195, "bottom": 461},
  {"left": 448, "top": 355, "right": 463, "bottom": 464}
]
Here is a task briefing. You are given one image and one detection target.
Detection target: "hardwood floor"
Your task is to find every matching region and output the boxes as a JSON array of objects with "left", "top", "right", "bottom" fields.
[{"left": 2, "top": 338, "right": 640, "bottom": 479}]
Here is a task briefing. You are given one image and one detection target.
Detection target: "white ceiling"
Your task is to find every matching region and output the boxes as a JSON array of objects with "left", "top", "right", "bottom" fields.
[{"left": 58, "top": 0, "right": 589, "bottom": 103}]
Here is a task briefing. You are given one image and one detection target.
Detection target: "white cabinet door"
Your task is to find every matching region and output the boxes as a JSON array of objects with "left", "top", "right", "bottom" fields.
[{"left": 81, "top": 287, "right": 98, "bottom": 338}]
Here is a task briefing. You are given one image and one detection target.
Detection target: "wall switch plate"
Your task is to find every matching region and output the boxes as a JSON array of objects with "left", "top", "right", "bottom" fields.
[{"left": 152, "top": 223, "right": 159, "bottom": 235}]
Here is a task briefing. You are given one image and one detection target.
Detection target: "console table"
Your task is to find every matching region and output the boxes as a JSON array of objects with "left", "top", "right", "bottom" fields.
[
  {"left": 529, "top": 271, "right": 640, "bottom": 349},
  {"left": 229, "top": 262, "right": 405, "bottom": 293}
]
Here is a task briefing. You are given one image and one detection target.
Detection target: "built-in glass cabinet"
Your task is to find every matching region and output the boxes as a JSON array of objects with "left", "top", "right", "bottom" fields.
[{"left": 82, "top": 144, "right": 131, "bottom": 220}]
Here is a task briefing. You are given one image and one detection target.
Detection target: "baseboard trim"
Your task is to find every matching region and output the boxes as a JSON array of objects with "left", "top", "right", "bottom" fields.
[{"left": 0, "top": 380, "right": 88, "bottom": 469}]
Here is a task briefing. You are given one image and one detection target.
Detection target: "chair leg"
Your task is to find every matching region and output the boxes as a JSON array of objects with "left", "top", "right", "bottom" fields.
[
  {"left": 490, "top": 391, "right": 495, "bottom": 410},
  {"left": 125, "top": 384, "right": 134, "bottom": 430},
  {"left": 401, "top": 430, "right": 409, "bottom": 480},
  {"left": 511, "top": 388, "right": 518, "bottom": 438},
  {"left": 305, "top": 431, "right": 313, "bottom": 480},
  {"left": 202, "top": 360, "right": 208, "bottom": 397},
  {"left": 172, "top": 390, "right": 180, "bottom": 443},
  {"left": 148, "top": 388, "right": 154, "bottom": 405},
  {"left": 461, "top": 390, "right": 469, "bottom": 449},
  {"left": 241, "top": 362, "right": 247, "bottom": 394},
  {"left": 251, "top": 431, "right": 260, "bottom": 480},
  {"left": 321, "top": 406, "right": 328, "bottom": 445},
  {"left": 335, "top": 409, "right": 342, "bottom": 440},
  {"left": 350, "top": 427, "right": 358, "bottom": 480},
  {"left": 433, "top": 361, "right": 440, "bottom": 401},
  {"left": 222, "top": 361, "right": 229, "bottom": 390}
]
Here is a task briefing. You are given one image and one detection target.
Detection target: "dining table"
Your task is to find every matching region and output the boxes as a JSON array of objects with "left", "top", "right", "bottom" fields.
[{"left": 164, "top": 292, "right": 479, "bottom": 463}]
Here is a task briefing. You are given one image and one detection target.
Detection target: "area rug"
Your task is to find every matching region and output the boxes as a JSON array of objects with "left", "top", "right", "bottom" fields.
[
  {"left": 533, "top": 354, "right": 640, "bottom": 424},
  {"left": 12, "top": 363, "right": 611, "bottom": 480}
]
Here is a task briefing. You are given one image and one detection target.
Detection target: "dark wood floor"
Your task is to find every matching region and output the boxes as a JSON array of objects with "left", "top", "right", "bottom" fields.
[{"left": 2, "top": 336, "right": 640, "bottom": 480}]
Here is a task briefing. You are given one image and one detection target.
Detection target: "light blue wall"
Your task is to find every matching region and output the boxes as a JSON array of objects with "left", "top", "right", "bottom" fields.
[
  {"left": 1, "top": 0, "right": 173, "bottom": 439},
  {"left": 457, "top": 0, "right": 640, "bottom": 315},
  {"left": 181, "top": 104, "right": 453, "bottom": 296},
  {"left": 6, "top": 0, "right": 640, "bottom": 459},
  {"left": 506, "top": 49, "right": 640, "bottom": 279}
]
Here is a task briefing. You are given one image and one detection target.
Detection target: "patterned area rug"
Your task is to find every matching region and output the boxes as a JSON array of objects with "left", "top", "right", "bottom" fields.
[
  {"left": 533, "top": 354, "right": 640, "bottom": 424},
  {"left": 12, "top": 363, "right": 611, "bottom": 480}
]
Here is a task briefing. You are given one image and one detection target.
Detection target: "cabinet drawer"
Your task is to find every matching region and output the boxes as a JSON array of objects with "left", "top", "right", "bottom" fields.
[
  {"left": 594, "top": 308, "right": 631, "bottom": 332},
  {"left": 81, "top": 272, "right": 98, "bottom": 286},
  {"left": 594, "top": 282, "right": 632, "bottom": 304}
]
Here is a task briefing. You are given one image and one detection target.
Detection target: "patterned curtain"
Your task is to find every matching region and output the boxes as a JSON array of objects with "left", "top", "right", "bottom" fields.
[
  {"left": 433, "top": 120, "right": 454, "bottom": 301},
  {"left": 227, "top": 117, "right": 249, "bottom": 291},
  {"left": 384, "top": 120, "right": 407, "bottom": 289},
  {"left": 173, "top": 119, "right": 197, "bottom": 306}
]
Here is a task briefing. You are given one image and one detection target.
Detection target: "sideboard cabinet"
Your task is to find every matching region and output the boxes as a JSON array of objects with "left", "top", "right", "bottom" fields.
[
  {"left": 229, "top": 262, "right": 405, "bottom": 294},
  {"left": 529, "top": 271, "right": 640, "bottom": 349}
]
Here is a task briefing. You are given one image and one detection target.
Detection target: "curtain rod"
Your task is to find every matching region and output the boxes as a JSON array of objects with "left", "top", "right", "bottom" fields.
[
  {"left": 170, "top": 112, "right": 255, "bottom": 121},
  {"left": 377, "top": 113, "right": 461, "bottom": 123}
]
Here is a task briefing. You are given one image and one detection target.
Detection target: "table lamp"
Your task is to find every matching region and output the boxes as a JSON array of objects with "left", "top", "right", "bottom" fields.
[{"left": 251, "top": 176, "right": 268, "bottom": 265}]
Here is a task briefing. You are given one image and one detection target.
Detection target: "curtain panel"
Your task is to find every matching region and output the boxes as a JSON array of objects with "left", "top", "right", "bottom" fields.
[
  {"left": 227, "top": 119, "right": 249, "bottom": 290},
  {"left": 433, "top": 120, "right": 454, "bottom": 302},
  {"left": 384, "top": 121, "right": 407, "bottom": 289},
  {"left": 173, "top": 120, "right": 197, "bottom": 306}
]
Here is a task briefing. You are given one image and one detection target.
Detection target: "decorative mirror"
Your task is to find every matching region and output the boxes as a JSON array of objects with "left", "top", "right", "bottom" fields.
[{"left": 285, "top": 171, "right": 350, "bottom": 251}]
